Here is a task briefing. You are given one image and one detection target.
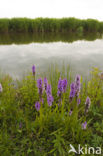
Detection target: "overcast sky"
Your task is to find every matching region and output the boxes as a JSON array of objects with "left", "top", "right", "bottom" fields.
[{"left": 0, "top": 0, "right": 103, "bottom": 21}]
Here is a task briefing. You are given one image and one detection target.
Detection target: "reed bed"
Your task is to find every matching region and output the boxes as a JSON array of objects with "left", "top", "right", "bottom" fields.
[{"left": 0, "top": 17, "right": 103, "bottom": 34}]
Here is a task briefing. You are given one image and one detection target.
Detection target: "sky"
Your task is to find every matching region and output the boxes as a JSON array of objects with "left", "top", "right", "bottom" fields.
[{"left": 0, "top": 0, "right": 103, "bottom": 21}]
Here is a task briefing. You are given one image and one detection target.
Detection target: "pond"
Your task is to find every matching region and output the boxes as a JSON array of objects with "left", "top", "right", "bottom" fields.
[{"left": 0, "top": 33, "right": 103, "bottom": 79}]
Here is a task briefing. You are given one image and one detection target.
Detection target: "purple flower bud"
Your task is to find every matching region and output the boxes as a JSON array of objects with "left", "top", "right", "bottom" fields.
[
  {"left": 45, "top": 82, "right": 54, "bottom": 107},
  {"left": 57, "top": 78, "right": 63, "bottom": 97},
  {"left": 85, "top": 97, "right": 91, "bottom": 106},
  {"left": 85, "top": 97, "right": 91, "bottom": 113},
  {"left": 75, "top": 75, "right": 81, "bottom": 97},
  {"left": 75, "top": 74, "right": 81, "bottom": 82},
  {"left": 32, "top": 65, "right": 35, "bottom": 76},
  {"left": 0, "top": 84, "right": 3, "bottom": 92},
  {"left": 70, "top": 90, "right": 75, "bottom": 98},
  {"left": 35, "top": 101, "right": 40, "bottom": 111},
  {"left": 70, "top": 82, "right": 75, "bottom": 90},
  {"left": 69, "top": 109, "right": 73, "bottom": 116},
  {"left": 37, "top": 78, "right": 43, "bottom": 99},
  {"left": 69, "top": 82, "right": 75, "bottom": 99},
  {"left": 44, "top": 77, "right": 48, "bottom": 90},
  {"left": 82, "top": 121, "right": 87, "bottom": 130},
  {"left": 77, "top": 98, "right": 81, "bottom": 106},
  {"left": 46, "top": 84, "right": 51, "bottom": 96},
  {"left": 62, "top": 78, "right": 68, "bottom": 93},
  {"left": 47, "top": 94, "right": 54, "bottom": 106}
]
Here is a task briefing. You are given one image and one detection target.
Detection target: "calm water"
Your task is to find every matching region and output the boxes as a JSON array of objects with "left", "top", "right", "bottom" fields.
[{"left": 0, "top": 33, "right": 103, "bottom": 79}]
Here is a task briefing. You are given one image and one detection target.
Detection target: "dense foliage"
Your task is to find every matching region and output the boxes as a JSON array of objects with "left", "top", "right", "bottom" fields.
[
  {"left": 0, "top": 66, "right": 103, "bottom": 155},
  {"left": 0, "top": 17, "right": 103, "bottom": 34}
]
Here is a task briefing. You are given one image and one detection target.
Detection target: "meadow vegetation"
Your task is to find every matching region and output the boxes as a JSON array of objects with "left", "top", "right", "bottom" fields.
[{"left": 0, "top": 66, "right": 103, "bottom": 155}]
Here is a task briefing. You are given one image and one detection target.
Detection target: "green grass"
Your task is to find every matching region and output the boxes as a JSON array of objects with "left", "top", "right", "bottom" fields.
[
  {"left": 0, "top": 17, "right": 103, "bottom": 34},
  {"left": 0, "top": 66, "right": 103, "bottom": 155}
]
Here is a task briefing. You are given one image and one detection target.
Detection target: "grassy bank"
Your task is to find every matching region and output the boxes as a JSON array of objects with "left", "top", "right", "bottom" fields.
[
  {"left": 0, "top": 17, "right": 103, "bottom": 34},
  {"left": 0, "top": 66, "right": 103, "bottom": 155}
]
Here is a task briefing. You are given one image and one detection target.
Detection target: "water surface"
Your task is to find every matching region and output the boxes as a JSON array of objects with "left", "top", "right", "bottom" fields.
[{"left": 0, "top": 33, "right": 103, "bottom": 79}]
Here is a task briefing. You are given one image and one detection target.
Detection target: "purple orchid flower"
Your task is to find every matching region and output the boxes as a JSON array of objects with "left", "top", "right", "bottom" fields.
[
  {"left": 35, "top": 101, "right": 41, "bottom": 111},
  {"left": 75, "top": 75, "right": 81, "bottom": 97},
  {"left": 46, "top": 84, "right": 52, "bottom": 96},
  {"left": 47, "top": 94, "right": 54, "bottom": 106},
  {"left": 69, "top": 109, "right": 73, "bottom": 116},
  {"left": 44, "top": 77, "right": 48, "bottom": 91},
  {"left": 62, "top": 78, "right": 68, "bottom": 93},
  {"left": 37, "top": 78, "right": 43, "bottom": 100},
  {"left": 82, "top": 121, "right": 87, "bottom": 130},
  {"left": 32, "top": 65, "right": 35, "bottom": 76},
  {"left": 69, "top": 82, "right": 76, "bottom": 99},
  {"left": 85, "top": 97, "right": 91, "bottom": 113}
]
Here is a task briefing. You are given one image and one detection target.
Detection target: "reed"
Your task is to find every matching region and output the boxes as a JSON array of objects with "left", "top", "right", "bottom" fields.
[{"left": 0, "top": 17, "right": 103, "bottom": 34}]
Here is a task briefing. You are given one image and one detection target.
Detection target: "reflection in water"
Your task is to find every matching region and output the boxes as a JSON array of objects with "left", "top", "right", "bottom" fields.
[
  {"left": 0, "top": 32, "right": 102, "bottom": 44},
  {"left": 0, "top": 39, "right": 103, "bottom": 79}
]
